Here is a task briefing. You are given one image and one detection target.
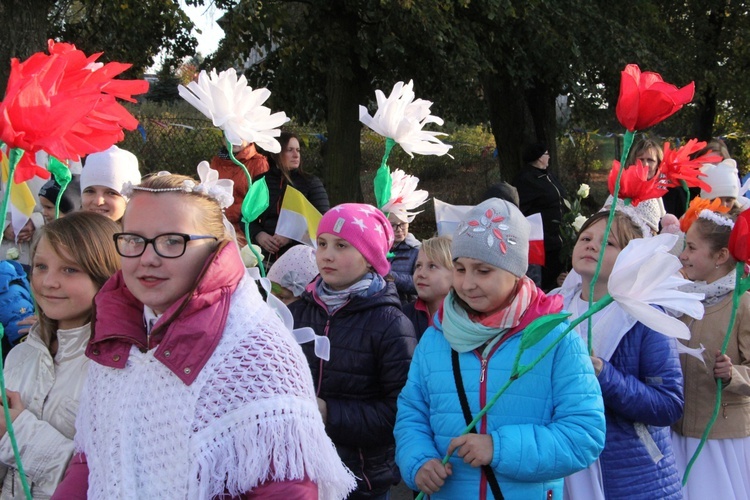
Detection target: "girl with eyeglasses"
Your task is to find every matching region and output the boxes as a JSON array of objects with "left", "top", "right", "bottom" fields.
[
  {"left": 53, "top": 171, "right": 354, "bottom": 499},
  {"left": 0, "top": 212, "right": 120, "bottom": 497}
]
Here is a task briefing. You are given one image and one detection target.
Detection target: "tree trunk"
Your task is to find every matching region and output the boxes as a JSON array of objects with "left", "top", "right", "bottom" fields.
[
  {"left": 324, "top": 67, "right": 364, "bottom": 205},
  {"left": 482, "top": 73, "right": 528, "bottom": 183},
  {"left": 0, "top": 0, "right": 55, "bottom": 96},
  {"left": 693, "top": 84, "right": 716, "bottom": 141},
  {"left": 526, "top": 81, "right": 560, "bottom": 175}
]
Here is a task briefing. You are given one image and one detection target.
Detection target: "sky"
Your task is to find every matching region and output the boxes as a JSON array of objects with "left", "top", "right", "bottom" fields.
[{"left": 181, "top": 1, "right": 225, "bottom": 56}]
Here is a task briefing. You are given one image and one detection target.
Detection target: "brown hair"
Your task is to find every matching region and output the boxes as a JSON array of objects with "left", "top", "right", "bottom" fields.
[
  {"left": 420, "top": 236, "right": 454, "bottom": 270},
  {"left": 271, "top": 131, "right": 305, "bottom": 185},
  {"left": 129, "top": 173, "right": 229, "bottom": 241},
  {"left": 577, "top": 210, "right": 643, "bottom": 249},
  {"left": 690, "top": 214, "right": 735, "bottom": 253},
  {"left": 31, "top": 212, "right": 121, "bottom": 351}
]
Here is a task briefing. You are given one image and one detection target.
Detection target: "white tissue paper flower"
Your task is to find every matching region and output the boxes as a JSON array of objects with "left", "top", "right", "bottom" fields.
[
  {"left": 359, "top": 80, "right": 452, "bottom": 157},
  {"left": 381, "top": 169, "right": 429, "bottom": 222},
  {"left": 608, "top": 233, "right": 704, "bottom": 339},
  {"left": 178, "top": 68, "right": 289, "bottom": 153}
]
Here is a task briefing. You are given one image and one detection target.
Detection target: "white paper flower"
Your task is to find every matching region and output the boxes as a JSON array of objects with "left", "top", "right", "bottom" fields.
[
  {"left": 572, "top": 214, "right": 588, "bottom": 232},
  {"left": 381, "top": 169, "right": 429, "bottom": 222},
  {"left": 178, "top": 68, "right": 289, "bottom": 153},
  {"left": 192, "top": 161, "right": 235, "bottom": 209},
  {"left": 577, "top": 183, "right": 590, "bottom": 199},
  {"left": 607, "top": 233, "right": 704, "bottom": 339},
  {"left": 5, "top": 248, "right": 19, "bottom": 260},
  {"left": 359, "top": 80, "right": 452, "bottom": 157}
]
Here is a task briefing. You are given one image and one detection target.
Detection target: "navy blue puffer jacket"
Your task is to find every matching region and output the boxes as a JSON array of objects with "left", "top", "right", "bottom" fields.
[
  {"left": 290, "top": 280, "right": 417, "bottom": 498},
  {"left": 597, "top": 322, "right": 684, "bottom": 500}
]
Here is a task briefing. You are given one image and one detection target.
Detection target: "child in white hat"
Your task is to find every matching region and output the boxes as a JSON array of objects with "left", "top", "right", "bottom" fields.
[
  {"left": 700, "top": 159, "right": 740, "bottom": 209},
  {"left": 80, "top": 145, "right": 141, "bottom": 221}
]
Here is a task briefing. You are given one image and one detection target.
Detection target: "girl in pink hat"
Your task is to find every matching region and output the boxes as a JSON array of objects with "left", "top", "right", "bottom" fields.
[{"left": 290, "top": 203, "right": 417, "bottom": 499}]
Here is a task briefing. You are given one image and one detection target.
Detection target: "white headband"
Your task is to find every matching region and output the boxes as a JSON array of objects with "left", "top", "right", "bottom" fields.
[{"left": 697, "top": 209, "right": 735, "bottom": 229}]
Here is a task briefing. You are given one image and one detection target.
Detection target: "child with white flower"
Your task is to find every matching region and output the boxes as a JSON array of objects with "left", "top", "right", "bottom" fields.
[
  {"left": 556, "top": 210, "right": 684, "bottom": 500},
  {"left": 395, "top": 198, "right": 605, "bottom": 499}
]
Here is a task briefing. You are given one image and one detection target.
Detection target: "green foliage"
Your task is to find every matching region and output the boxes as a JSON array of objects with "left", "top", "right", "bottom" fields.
[{"left": 49, "top": 0, "right": 197, "bottom": 76}]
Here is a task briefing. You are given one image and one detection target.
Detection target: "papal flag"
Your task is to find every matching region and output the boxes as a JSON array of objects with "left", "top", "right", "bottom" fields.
[
  {"left": 433, "top": 198, "right": 545, "bottom": 265},
  {"left": 275, "top": 186, "right": 323, "bottom": 247}
]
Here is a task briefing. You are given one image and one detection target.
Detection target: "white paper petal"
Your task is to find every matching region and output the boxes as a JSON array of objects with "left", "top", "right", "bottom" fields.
[
  {"left": 179, "top": 68, "right": 289, "bottom": 151},
  {"left": 607, "top": 233, "right": 705, "bottom": 339},
  {"left": 359, "top": 80, "right": 452, "bottom": 157}
]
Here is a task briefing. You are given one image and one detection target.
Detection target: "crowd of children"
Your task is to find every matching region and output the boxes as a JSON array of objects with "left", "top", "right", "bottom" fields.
[{"left": 0, "top": 133, "right": 746, "bottom": 500}]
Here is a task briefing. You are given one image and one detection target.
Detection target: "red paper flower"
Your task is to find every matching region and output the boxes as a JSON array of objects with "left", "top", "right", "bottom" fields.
[
  {"left": 729, "top": 209, "right": 750, "bottom": 264},
  {"left": 615, "top": 64, "right": 695, "bottom": 132},
  {"left": 608, "top": 159, "right": 666, "bottom": 206},
  {"left": 658, "top": 139, "right": 722, "bottom": 192},
  {"left": 0, "top": 40, "right": 148, "bottom": 171}
]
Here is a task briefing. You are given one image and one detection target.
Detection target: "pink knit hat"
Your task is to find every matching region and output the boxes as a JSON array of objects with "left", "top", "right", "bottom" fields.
[{"left": 317, "top": 203, "right": 394, "bottom": 276}]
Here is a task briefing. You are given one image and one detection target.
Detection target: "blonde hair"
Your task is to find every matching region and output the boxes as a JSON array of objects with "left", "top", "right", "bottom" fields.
[
  {"left": 577, "top": 211, "right": 643, "bottom": 249},
  {"left": 31, "top": 212, "right": 121, "bottom": 351},
  {"left": 130, "top": 173, "right": 229, "bottom": 240},
  {"left": 420, "top": 236, "right": 453, "bottom": 270}
]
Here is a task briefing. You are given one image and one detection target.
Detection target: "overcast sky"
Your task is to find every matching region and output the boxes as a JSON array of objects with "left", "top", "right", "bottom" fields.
[{"left": 182, "top": 0, "right": 225, "bottom": 56}]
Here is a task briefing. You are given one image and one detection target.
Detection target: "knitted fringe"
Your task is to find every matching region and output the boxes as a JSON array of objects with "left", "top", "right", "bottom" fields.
[{"left": 188, "top": 395, "right": 356, "bottom": 500}]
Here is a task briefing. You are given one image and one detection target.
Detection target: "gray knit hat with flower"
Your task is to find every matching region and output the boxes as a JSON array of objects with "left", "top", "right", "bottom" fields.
[{"left": 451, "top": 198, "right": 529, "bottom": 277}]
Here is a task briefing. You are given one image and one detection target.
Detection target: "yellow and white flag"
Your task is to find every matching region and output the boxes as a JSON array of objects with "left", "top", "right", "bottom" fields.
[
  {"left": 0, "top": 145, "right": 37, "bottom": 235},
  {"left": 275, "top": 186, "right": 323, "bottom": 247}
]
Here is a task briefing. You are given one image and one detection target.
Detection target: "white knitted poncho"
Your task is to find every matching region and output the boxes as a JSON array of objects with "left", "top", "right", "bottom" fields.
[{"left": 74, "top": 276, "right": 355, "bottom": 499}]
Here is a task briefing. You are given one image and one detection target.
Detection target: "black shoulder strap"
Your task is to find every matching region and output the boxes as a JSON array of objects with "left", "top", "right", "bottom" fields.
[{"left": 451, "top": 349, "right": 505, "bottom": 500}]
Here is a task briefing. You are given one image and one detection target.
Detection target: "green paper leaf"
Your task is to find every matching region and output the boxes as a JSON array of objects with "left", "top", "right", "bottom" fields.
[
  {"left": 47, "top": 156, "right": 71, "bottom": 185},
  {"left": 519, "top": 312, "right": 571, "bottom": 350},
  {"left": 241, "top": 177, "right": 270, "bottom": 224},
  {"left": 374, "top": 137, "right": 396, "bottom": 210}
]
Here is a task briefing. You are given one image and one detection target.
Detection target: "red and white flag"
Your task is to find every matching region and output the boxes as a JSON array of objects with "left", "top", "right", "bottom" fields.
[{"left": 433, "top": 198, "right": 545, "bottom": 265}]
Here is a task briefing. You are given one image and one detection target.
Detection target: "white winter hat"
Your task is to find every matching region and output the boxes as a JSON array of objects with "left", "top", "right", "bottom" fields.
[
  {"left": 81, "top": 146, "right": 141, "bottom": 197},
  {"left": 700, "top": 159, "right": 740, "bottom": 199}
]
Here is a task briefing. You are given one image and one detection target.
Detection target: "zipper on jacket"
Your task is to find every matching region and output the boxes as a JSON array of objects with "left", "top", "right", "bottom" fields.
[
  {"left": 479, "top": 358, "right": 488, "bottom": 383},
  {"left": 359, "top": 448, "right": 373, "bottom": 491},
  {"left": 316, "top": 316, "right": 332, "bottom": 396}
]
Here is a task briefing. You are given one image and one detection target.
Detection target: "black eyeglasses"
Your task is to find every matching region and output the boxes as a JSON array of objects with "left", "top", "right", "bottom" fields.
[
  {"left": 114, "top": 233, "right": 218, "bottom": 258},
  {"left": 391, "top": 223, "right": 407, "bottom": 231}
]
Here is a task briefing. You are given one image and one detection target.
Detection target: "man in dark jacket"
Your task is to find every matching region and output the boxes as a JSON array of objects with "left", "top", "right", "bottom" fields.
[{"left": 514, "top": 142, "right": 567, "bottom": 291}]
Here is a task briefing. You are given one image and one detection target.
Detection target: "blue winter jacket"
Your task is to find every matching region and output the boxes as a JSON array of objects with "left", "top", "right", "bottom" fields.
[
  {"left": 395, "top": 314, "right": 606, "bottom": 499},
  {"left": 596, "top": 322, "right": 684, "bottom": 500},
  {"left": 388, "top": 235, "right": 420, "bottom": 302}
]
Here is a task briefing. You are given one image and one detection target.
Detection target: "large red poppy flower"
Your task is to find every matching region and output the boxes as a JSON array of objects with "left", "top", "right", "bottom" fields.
[
  {"left": 658, "top": 139, "right": 722, "bottom": 192},
  {"left": 0, "top": 40, "right": 148, "bottom": 175},
  {"left": 616, "top": 64, "right": 695, "bottom": 132},
  {"left": 729, "top": 209, "right": 750, "bottom": 264},
  {"left": 608, "top": 159, "right": 667, "bottom": 206}
]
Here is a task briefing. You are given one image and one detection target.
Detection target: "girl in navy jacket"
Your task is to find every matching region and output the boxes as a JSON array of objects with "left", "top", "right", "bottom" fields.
[{"left": 290, "top": 203, "right": 417, "bottom": 499}]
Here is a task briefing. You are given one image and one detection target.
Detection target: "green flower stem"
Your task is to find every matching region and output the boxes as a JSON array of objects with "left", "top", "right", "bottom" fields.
[
  {"left": 587, "top": 130, "right": 636, "bottom": 353},
  {"left": 226, "top": 139, "right": 265, "bottom": 277},
  {"left": 54, "top": 178, "right": 70, "bottom": 220},
  {"left": 682, "top": 262, "right": 743, "bottom": 486},
  {"left": 0, "top": 148, "right": 33, "bottom": 500},
  {"left": 414, "top": 294, "right": 614, "bottom": 500},
  {"left": 681, "top": 179, "right": 690, "bottom": 219}
]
